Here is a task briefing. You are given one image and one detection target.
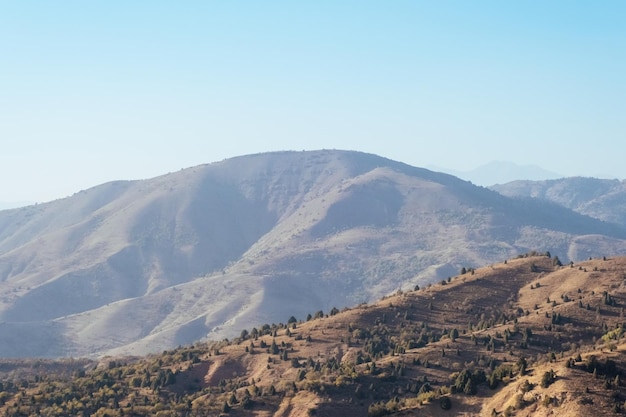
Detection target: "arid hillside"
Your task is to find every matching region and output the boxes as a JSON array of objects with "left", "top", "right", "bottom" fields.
[
  {"left": 0, "top": 255, "right": 625, "bottom": 417},
  {"left": 492, "top": 177, "right": 626, "bottom": 226},
  {"left": 1, "top": 150, "right": 625, "bottom": 358}
]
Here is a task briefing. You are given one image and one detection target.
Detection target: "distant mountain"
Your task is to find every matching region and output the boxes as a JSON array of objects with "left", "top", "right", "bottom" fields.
[
  {"left": 432, "top": 161, "right": 562, "bottom": 186},
  {"left": 1, "top": 150, "right": 625, "bottom": 358},
  {"left": 492, "top": 177, "right": 626, "bottom": 227}
]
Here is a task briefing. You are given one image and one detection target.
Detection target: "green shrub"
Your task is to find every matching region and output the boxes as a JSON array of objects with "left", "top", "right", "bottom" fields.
[{"left": 440, "top": 396, "right": 452, "bottom": 410}]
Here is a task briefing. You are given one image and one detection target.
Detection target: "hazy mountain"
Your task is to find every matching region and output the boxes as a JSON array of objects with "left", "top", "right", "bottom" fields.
[
  {"left": 492, "top": 177, "right": 626, "bottom": 227},
  {"left": 0, "top": 150, "right": 625, "bottom": 358},
  {"left": 432, "top": 161, "right": 562, "bottom": 186}
]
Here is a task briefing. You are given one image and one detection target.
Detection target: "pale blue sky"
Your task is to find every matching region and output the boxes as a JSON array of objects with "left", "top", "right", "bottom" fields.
[{"left": 1, "top": 2, "right": 625, "bottom": 202}]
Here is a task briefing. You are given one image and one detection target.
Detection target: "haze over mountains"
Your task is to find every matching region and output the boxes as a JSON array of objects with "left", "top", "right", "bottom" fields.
[
  {"left": 430, "top": 161, "right": 563, "bottom": 186},
  {"left": 1, "top": 150, "right": 625, "bottom": 358}
]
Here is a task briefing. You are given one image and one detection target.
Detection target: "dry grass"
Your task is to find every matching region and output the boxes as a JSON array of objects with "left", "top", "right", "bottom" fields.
[
  {"left": 194, "top": 255, "right": 626, "bottom": 416},
  {"left": 2, "top": 254, "right": 626, "bottom": 416}
]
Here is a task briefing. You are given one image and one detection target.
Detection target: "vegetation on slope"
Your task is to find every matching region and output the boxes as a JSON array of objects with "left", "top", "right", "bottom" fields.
[
  {"left": 0, "top": 254, "right": 626, "bottom": 416},
  {"left": 2, "top": 150, "right": 626, "bottom": 358}
]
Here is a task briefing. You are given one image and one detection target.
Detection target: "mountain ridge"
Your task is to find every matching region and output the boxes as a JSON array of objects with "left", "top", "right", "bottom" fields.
[
  {"left": 430, "top": 160, "right": 564, "bottom": 186},
  {"left": 1, "top": 255, "right": 626, "bottom": 416},
  {"left": 1, "top": 150, "right": 625, "bottom": 358},
  {"left": 491, "top": 177, "right": 626, "bottom": 227}
]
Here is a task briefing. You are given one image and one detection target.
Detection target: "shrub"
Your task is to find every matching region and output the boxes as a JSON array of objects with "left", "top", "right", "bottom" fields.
[
  {"left": 440, "top": 396, "right": 452, "bottom": 410},
  {"left": 540, "top": 369, "right": 556, "bottom": 388},
  {"left": 367, "top": 402, "right": 389, "bottom": 417}
]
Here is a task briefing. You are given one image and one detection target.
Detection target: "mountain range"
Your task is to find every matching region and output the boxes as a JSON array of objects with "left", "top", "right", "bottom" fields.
[
  {"left": 1, "top": 150, "right": 625, "bottom": 358},
  {"left": 430, "top": 161, "right": 563, "bottom": 186},
  {"left": 492, "top": 177, "right": 626, "bottom": 227}
]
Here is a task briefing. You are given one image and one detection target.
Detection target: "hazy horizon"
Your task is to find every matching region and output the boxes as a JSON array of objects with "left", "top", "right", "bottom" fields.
[{"left": 2, "top": 2, "right": 625, "bottom": 202}]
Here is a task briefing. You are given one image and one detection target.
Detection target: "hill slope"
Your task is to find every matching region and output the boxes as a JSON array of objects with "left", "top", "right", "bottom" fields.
[
  {"left": 1, "top": 255, "right": 626, "bottom": 416},
  {"left": 0, "top": 150, "right": 625, "bottom": 357},
  {"left": 492, "top": 177, "right": 626, "bottom": 226}
]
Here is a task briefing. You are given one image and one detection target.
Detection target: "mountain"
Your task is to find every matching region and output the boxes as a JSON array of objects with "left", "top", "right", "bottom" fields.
[
  {"left": 492, "top": 177, "right": 626, "bottom": 227},
  {"left": 1, "top": 255, "right": 626, "bottom": 417},
  {"left": 431, "top": 161, "right": 562, "bottom": 186},
  {"left": 1, "top": 150, "right": 625, "bottom": 358}
]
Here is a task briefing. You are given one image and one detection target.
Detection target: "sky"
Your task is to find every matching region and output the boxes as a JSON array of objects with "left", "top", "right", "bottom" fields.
[{"left": 1, "top": 1, "right": 625, "bottom": 203}]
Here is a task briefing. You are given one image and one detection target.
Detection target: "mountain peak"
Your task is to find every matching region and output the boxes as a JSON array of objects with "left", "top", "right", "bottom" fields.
[
  {"left": 431, "top": 160, "right": 562, "bottom": 186},
  {"left": 0, "top": 150, "right": 625, "bottom": 358}
]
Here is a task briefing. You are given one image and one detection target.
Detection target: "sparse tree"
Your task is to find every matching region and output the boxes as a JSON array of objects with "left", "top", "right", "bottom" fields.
[
  {"left": 541, "top": 369, "right": 556, "bottom": 388},
  {"left": 450, "top": 328, "right": 459, "bottom": 342}
]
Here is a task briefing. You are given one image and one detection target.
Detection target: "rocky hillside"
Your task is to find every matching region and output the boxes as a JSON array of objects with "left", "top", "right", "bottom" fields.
[
  {"left": 492, "top": 177, "right": 626, "bottom": 226},
  {"left": 1, "top": 255, "right": 626, "bottom": 417},
  {"left": 1, "top": 150, "right": 625, "bottom": 358}
]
